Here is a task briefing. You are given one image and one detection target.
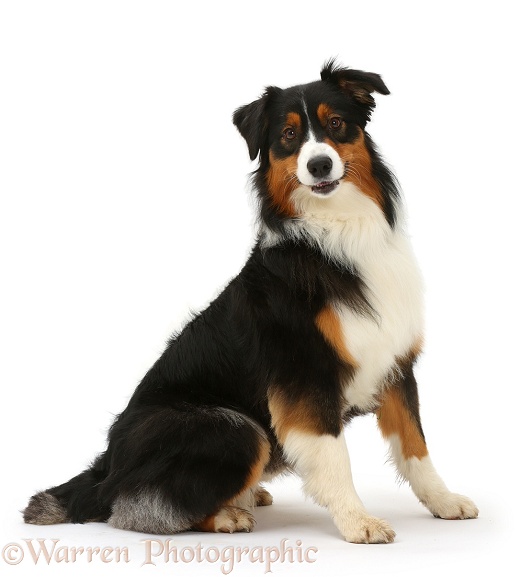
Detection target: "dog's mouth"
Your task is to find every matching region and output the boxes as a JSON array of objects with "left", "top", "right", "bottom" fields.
[{"left": 311, "top": 180, "right": 340, "bottom": 195}]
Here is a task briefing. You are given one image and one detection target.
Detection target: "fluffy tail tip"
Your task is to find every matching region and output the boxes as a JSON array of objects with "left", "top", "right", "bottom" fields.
[{"left": 23, "top": 491, "right": 68, "bottom": 525}]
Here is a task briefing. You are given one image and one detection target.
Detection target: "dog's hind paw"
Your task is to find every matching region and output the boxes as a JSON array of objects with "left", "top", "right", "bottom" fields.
[
  {"left": 194, "top": 506, "right": 255, "bottom": 533},
  {"left": 254, "top": 486, "right": 273, "bottom": 506},
  {"left": 214, "top": 506, "right": 255, "bottom": 533}
]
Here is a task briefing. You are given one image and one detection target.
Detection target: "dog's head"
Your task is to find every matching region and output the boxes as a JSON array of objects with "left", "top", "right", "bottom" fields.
[{"left": 233, "top": 60, "right": 392, "bottom": 222}]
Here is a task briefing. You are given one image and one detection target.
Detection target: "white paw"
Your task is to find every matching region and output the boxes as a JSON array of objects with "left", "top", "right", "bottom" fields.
[
  {"left": 254, "top": 486, "right": 273, "bottom": 507},
  {"left": 426, "top": 493, "right": 479, "bottom": 520},
  {"left": 341, "top": 515, "right": 396, "bottom": 544},
  {"left": 214, "top": 506, "right": 255, "bottom": 533}
]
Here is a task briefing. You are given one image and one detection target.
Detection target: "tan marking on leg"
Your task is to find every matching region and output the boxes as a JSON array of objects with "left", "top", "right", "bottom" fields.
[
  {"left": 377, "top": 387, "right": 428, "bottom": 459},
  {"left": 315, "top": 306, "right": 357, "bottom": 366},
  {"left": 192, "top": 435, "right": 269, "bottom": 532},
  {"left": 192, "top": 514, "right": 216, "bottom": 532},
  {"left": 268, "top": 389, "right": 327, "bottom": 444},
  {"left": 237, "top": 437, "right": 271, "bottom": 497}
]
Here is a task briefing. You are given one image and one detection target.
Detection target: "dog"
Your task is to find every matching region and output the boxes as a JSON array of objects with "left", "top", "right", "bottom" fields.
[{"left": 23, "top": 60, "right": 478, "bottom": 543}]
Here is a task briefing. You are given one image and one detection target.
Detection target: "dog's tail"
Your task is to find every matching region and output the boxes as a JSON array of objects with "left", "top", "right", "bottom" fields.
[{"left": 23, "top": 454, "right": 110, "bottom": 525}]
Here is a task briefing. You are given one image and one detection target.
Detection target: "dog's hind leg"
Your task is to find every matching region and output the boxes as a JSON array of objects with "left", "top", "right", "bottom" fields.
[
  {"left": 192, "top": 431, "right": 271, "bottom": 534},
  {"left": 103, "top": 405, "right": 270, "bottom": 534},
  {"left": 192, "top": 481, "right": 273, "bottom": 533},
  {"left": 192, "top": 481, "right": 274, "bottom": 533},
  {"left": 376, "top": 356, "right": 478, "bottom": 520}
]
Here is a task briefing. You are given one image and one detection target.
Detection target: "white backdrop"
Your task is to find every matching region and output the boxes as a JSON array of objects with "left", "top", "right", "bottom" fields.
[{"left": 1, "top": 1, "right": 530, "bottom": 575}]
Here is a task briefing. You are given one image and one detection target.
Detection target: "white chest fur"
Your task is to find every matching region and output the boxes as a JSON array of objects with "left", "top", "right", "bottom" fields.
[
  {"left": 290, "top": 182, "right": 425, "bottom": 411},
  {"left": 337, "top": 230, "right": 424, "bottom": 411}
]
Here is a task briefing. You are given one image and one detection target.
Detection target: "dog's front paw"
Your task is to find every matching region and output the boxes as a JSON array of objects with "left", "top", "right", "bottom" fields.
[
  {"left": 426, "top": 493, "right": 478, "bottom": 520},
  {"left": 340, "top": 515, "right": 396, "bottom": 544}
]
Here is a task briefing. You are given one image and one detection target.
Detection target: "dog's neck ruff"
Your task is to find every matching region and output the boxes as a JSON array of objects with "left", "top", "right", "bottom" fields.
[{"left": 259, "top": 181, "right": 404, "bottom": 271}]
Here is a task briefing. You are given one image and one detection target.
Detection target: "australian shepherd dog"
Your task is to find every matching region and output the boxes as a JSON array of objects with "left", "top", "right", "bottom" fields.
[{"left": 24, "top": 60, "right": 478, "bottom": 543}]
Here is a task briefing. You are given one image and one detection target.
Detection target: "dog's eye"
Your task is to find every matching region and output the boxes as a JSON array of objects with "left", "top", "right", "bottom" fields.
[
  {"left": 283, "top": 127, "right": 297, "bottom": 141},
  {"left": 328, "top": 116, "right": 343, "bottom": 130}
]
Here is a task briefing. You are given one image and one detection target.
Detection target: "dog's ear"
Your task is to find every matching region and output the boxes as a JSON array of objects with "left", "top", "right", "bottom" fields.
[
  {"left": 321, "top": 59, "right": 389, "bottom": 123},
  {"left": 233, "top": 87, "right": 279, "bottom": 161}
]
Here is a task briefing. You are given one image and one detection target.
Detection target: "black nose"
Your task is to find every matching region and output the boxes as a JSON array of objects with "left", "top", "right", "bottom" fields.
[{"left": 307, "top": 155, "right": 332, "bottom": 179}]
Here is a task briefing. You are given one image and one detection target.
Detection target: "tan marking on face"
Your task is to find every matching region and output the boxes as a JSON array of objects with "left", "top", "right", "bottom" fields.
[
  {"left": 266, "top": 151, "right": 298, "bottom": 217},
  {"left": 285, "top": 112, "right": 302, "bottom": 131},
  {"left": 317, "top": 103, "right": 334, "bottom": 126},
  {"left": 315, "top": 306, "right": 357, "bottom": 366},
  {"left": 325, "top": 130, "right": 384, "bottom": 209},
  {"left": 376, "top": 387, "right": 428, "bottom": 459},
  {"left": 268, "top": 389, "right": 327, "bottom": 444}
]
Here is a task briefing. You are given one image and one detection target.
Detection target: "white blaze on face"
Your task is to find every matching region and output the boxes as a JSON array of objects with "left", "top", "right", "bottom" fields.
[{"left": 296, "top": 97, "right": 345, "bottom": 192}]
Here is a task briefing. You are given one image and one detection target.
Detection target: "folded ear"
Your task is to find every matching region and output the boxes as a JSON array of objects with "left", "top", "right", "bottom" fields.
[
  {"left": 321, "top": 59, "right": 389, "bottom": 123},
  {"left": 233, "top": 87, "right": 279, "bottom": 161}
]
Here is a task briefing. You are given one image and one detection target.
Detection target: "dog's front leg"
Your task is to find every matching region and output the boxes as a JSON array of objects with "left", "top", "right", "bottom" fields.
[
  {"left": 282, "top": 429, "right": 395, "bottom": 544},
  {"left": 377, "top": 358, "right": 478, "bottom": 520}
]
